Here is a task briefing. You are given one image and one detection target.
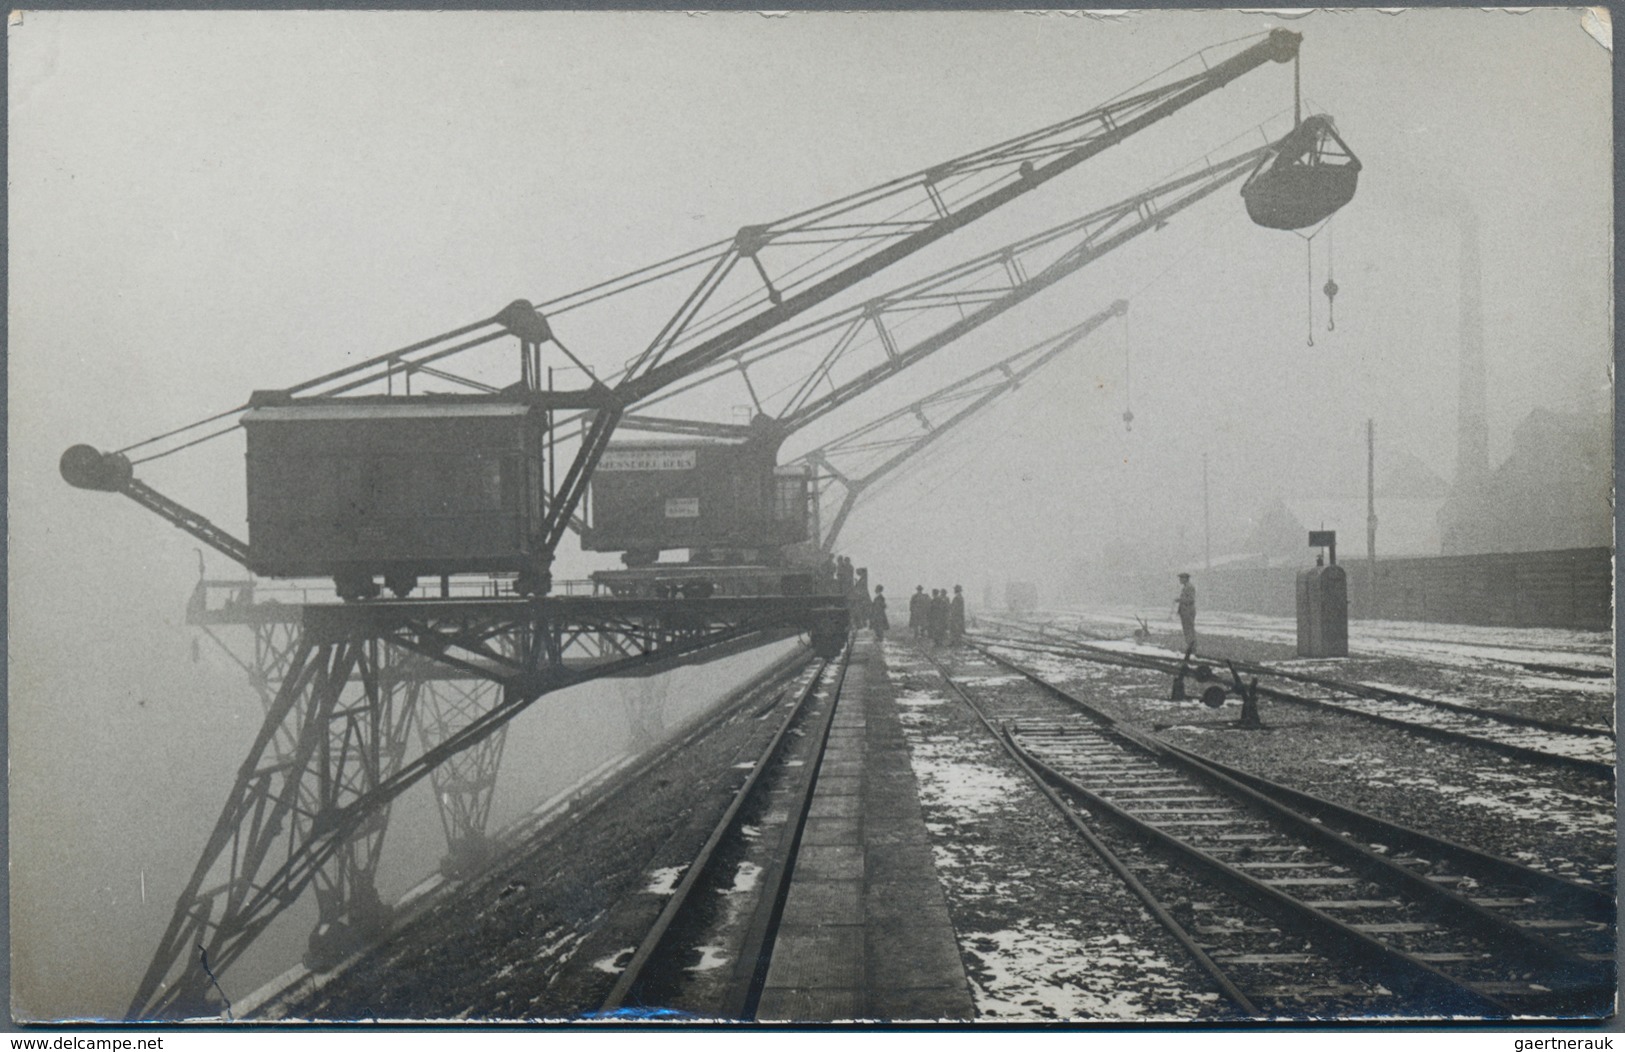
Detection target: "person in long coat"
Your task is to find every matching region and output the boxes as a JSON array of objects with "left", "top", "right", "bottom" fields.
[
  {"left": 929, "top": 589, "right": 949, "bottom": 646},
  {"left": 909, "top": 586, "right": 928, "bottom": 639},
  {"left": 852, "top": 568, "right": 871, "bottom": 630},
  {"left": 870, "top": 585, "right": 890, "bottom": 644},
  {"left": 949, "top": 585, "right": 966, "bottom": 645}
]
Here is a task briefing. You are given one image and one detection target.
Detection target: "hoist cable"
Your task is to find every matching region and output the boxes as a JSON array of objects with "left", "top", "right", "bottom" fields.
[
  {"left": 129, "top": 423, "right": 244, "bottom": 466},
  {"left": 1324, "top": 220, "right": 1338, "bottom": 331},
  {"left": 1306, "top": 236, "right": 1315, "bottom": 347},
  {"left": 113, "top": 405, "right": 250, "bottom": 457},
  {"left": 1293, "top": 49, "right": 1302, "bottom": 129},
  {"left": 1121, "top": 309, "right": 1134, "bottom": 432},
  {"left": 1290, "top": 216, "right": 1333, "bottom": 348}
]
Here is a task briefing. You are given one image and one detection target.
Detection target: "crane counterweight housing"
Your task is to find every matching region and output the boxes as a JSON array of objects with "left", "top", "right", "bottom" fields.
[
  {"left": 60, "top": 444, "right": 134, "bottom": 492},
  {"left": 241, "top": 394, "right": 551, "bottom": 596},
  {"left": 582, "top": 437, "right": 812, "bottom": 567}
]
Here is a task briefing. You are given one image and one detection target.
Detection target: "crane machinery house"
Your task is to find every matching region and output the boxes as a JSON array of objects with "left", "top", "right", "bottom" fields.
[
  {"left": 582, "top": 439, "right": 812, "bottom": 567},
  {"left": 240, "top": 392, "right": 551, "bottom": 599}
]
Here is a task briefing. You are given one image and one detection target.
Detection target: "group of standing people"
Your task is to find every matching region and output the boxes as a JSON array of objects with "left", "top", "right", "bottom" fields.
[
  {"left": 910, "top": 585, "right": 965, "bottom": 647},
  {"left": 836, "top": 555, "right": 890, "bottom": 642},
  {"left": 831, "top": 558, "right": 979, "bottom": 649}
]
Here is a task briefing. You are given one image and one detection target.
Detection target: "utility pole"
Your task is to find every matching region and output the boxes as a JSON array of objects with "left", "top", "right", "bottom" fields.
[
  {"left": 1366, "top": 418, "right": 1377, "bottom": 617},
  {"left": 1203, "top": 453, "right": 1212, "bottom": 571}
]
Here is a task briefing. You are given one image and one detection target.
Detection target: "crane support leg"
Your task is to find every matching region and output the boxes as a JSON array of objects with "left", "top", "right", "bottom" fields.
[
  {"left": 131, "top": 594, "right": 850, "bottom": 1020},
  {"left": 132, "top": 634, "right": 420, "bottom": 1018},
  {"left": 192, "top": 582, "right": 512, "bottom": 883}
]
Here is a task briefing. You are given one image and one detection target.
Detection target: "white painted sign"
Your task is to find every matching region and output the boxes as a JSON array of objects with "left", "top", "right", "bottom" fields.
[
  {"left": 598, "top": 448, "right": 697, "bottom": 472},
  {"left": 664, "top": 497, "right": 701, "bottom": 518}
]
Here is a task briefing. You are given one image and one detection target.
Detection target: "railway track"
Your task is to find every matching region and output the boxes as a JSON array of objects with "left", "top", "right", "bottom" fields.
[
  {"left": 922, "top": 643, "right": 1615, "bottom": 1019},
  {"left": 597, "top": 641, "right": 852, "bottom": 1018},
  {"left": 1040, "top": 608, "right": 1612, "bottom": 682},
  {"left": 1181, "top": 615, "right": 1611, "bottom": 681},
  {"left": 972, "top": 625, "right": 1614, "bottom": 779}
]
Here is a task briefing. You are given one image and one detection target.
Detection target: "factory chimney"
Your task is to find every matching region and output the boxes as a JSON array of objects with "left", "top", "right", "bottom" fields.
[{"left": 1456, "top": 209, "right": 1489, "bottom": 489}]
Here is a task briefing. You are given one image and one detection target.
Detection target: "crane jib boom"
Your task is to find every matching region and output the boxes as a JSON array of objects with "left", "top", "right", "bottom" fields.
[
  {"left": 613, "top": 143, "right": 1269, "bottom": 446},
  {"left": 809, "top": 299, "right": 1129, "bottom": 551},
  {"left": 772, "top": 148, "right": 1265, "bottom": 435},
  {"left": 615, "top": 30, "right": 1299, "bottom": 403}
]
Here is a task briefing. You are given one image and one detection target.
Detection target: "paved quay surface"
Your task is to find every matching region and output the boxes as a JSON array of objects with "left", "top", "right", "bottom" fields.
[{"left": 756, "top": 637, "right": 975, "bottom": 1021}]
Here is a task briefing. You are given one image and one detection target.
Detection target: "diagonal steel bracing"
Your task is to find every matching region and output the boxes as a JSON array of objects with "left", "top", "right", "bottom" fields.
[
  {"left": 419, "top": 676, "right": 508, "bottom": 879},
  {"left": 135, "top": 594, "right": 846, "bottom": 1019}
]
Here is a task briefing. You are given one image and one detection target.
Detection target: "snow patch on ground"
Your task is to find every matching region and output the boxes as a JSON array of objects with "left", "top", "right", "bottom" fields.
[
  {"left": 1361, "top": 771, "right": 1613, "bottom": 840},
  {"left": 643, "top": 866, "right": 687, "bottom": 895},
  {"left": 686, "top": 946, "right": 730, "bottom": 973},
  {"left": 1086, "top": 640, "right": 1181, "bottom": 659},
  {"left": 964, "top": 926, "right": 1214, "bottom": 1021},
  {"left": 986, "top": 648, "right": 1103, "bottom": 683},
  {"left": 911, "top": 753, "right": 1025, "bottom": 814},
  {"left": 726, "top": 860, "right": 762, "bottom": 896},
  {"left": 592, "top": 948, "right": 632, "bottom": 974}
]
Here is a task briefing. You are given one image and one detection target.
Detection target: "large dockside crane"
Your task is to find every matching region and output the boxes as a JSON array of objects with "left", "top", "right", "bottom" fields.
[
  {"left": 256, "top": 140, "right": 1283, "bottom": 886},
  {"left": 54, "top": 29, "right": 1363, "bottom": 1018}
]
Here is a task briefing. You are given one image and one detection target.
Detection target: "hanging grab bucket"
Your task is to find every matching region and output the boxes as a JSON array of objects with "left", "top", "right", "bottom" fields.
[{"left": 1241, "top": 115, "right": 1362, "bottom": 231}]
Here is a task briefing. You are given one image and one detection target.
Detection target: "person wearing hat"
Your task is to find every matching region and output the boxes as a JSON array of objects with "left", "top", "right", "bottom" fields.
[
  {"left": 871, "top": 584, "right": 890, "bottom": 645},
  {"left": 910, "top": 585, "right": 928, "bottom": 639},
  {"left": 1174, "top": 573, "right": 1197, "bottom": 656},
  {"left": 929, "top": 588, "right": 949, "bottom": 647}
]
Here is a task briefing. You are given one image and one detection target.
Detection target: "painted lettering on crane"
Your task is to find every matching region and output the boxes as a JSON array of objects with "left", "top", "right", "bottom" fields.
[
  {"left": 664, "top": 497, "right": 701, "bottom": 518},
  {"left": 598, "top": 449, "right": 697, "bottom": 472}
]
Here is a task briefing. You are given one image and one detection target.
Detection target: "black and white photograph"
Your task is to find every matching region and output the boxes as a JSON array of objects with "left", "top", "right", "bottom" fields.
[{"left": 7, "top": 6, "right": 1616, "bottom": 1028}]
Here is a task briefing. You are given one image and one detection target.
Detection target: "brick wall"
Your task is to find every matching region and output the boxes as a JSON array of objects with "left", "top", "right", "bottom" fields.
[{"left": 1089, "top": 547, "right": 1611, "bottom": 630}]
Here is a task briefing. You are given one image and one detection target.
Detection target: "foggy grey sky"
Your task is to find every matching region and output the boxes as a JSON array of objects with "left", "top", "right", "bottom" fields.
[{"left": 8, "top": 8, "right": 1612, "bottom": 1018}]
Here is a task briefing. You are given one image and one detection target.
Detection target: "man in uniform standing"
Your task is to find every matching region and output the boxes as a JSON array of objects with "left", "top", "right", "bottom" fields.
[
  {"left": 949, "top": 585, "right": 966, "bottom": 646},
  {"left": 1174, "top": 572, "right": 1197, "bottom": 656}
]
